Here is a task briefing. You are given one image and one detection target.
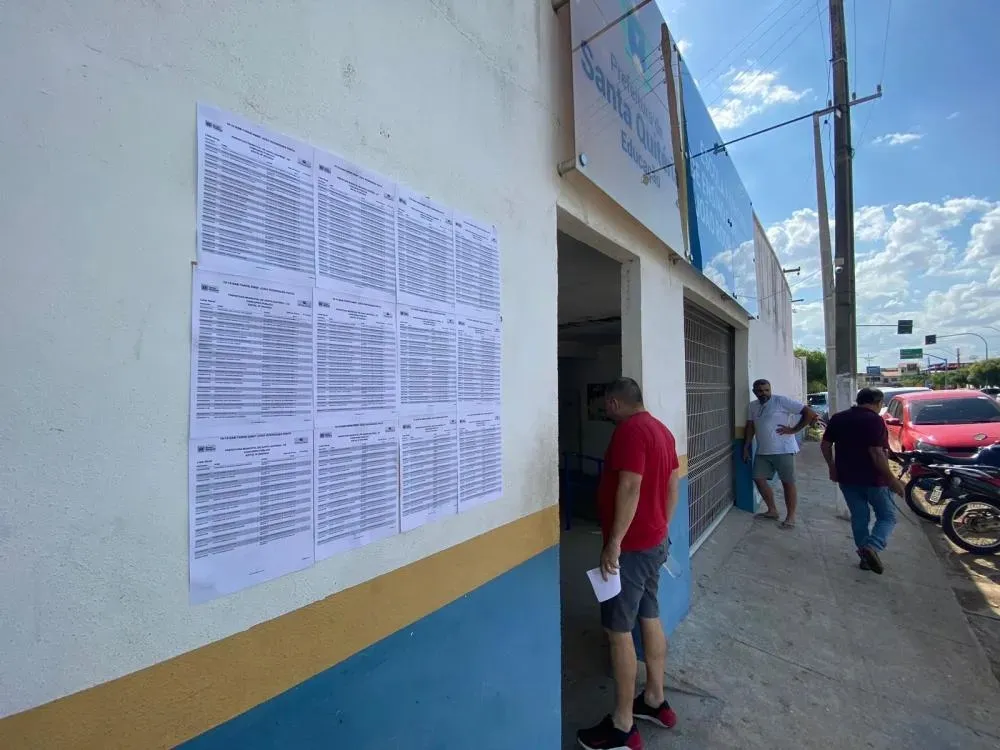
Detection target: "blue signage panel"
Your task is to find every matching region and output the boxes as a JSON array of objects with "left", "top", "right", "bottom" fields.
[
  {"left": 866, "top": 365, "right": 882, "bottom": 376},
  {"left": 678, "top": 58, "right": 758, "bottom": 317}
]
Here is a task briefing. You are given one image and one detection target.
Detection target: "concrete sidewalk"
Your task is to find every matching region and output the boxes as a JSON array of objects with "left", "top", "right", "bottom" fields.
[
  {"left": 562, "top": 443, "right": 1000, "bottom": 748},
  {"left": 656, "top": 443, "right": 1000, "bottom": 749}
]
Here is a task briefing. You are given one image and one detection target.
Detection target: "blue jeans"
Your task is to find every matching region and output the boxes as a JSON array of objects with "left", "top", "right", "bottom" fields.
[{"left": 840, "top": 485, "right": 897, "bottom": 552}]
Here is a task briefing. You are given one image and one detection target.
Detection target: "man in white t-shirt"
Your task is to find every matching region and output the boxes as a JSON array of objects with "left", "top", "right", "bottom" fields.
[{"left": 742, "top": 379, "right": 818, "bottom": 529}]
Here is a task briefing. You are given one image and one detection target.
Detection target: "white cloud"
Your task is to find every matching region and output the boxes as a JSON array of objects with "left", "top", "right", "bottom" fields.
[
  {"left": 855, "top": 206, "right": 889, "bottom": 242},
  {"left": 872, "top": 132, "right": 923, "bottom": 146},
  {"left": 708, "top": 69, "right": 809, "bottom": 131},
  {"left": 965, "top": 205, "right": 1000, "bottom": 263},
  {"left": 771, "top": 197, "right": 1000, "bottom": 367},
  {"left": 677, "top": 38, "right": 692, "bottom": 55},
  {"left": 947, "top": 111, "right": 960, "bottom": 120}
]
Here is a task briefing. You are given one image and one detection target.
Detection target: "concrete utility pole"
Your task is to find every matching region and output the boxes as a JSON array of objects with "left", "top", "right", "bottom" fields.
[
  {"left": 810, "top": 88, "right": 880, "bottom": 420},
  {"left": 830, "top": 0, "right": 857, "bottom": 415},
  {"left": 812, "top": 112, "right": 837, "bottom": 412}
]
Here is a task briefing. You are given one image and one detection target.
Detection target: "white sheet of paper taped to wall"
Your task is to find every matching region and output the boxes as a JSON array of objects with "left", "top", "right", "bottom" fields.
[
  {"left": 458, "top": 406, "right": 503, "bottom": 511},
  {"left": 314, "top": 416, "right": 400, "bottom": 561},
  {"left": 315, "top": 148, "right": 398, "bottom": 300},
  {"left": 196, "top": 103, "right": 316, "bottom": 284},
  {"left": 190, "top": 269, "right": 314, "bottom": 438},
  {"left": 313, "top": 287, "right": 398, "bottom": 423},
  {"left": 397, "top": 304, "right": 457, "bottom": 411},
  {"left": 396, "top": 186, "right": 455, "bottom": 311},
  {"left": 400, "top": 410, "right": 459, "bottom": 532},
  {"left": 189, "top": 429, "right": 315, "bottom": 604},
  {"left": 454, "top": 213, "right": 500, "bottom": 315},
  {"left": 586, "top": 567, "right": 622, "bottom": 603}
]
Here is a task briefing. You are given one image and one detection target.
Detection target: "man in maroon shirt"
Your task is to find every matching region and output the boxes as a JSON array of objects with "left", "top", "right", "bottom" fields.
[
  {"left": 820, "top": 388, "right": 905, "bottom": 574},
  {"left": 577, "top": 378, "right": 681, "bottom": 750}
]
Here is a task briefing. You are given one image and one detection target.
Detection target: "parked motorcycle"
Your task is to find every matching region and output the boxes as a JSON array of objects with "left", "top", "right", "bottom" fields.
[
  {"left": 938, "top": 465, "right": 1000, "bottom": 554},
  {"left": 894, "top": 444, "right": 1000, "bottom": 523}
]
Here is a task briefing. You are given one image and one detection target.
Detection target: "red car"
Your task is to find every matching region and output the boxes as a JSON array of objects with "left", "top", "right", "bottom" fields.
[{"left": 883, "top": 390, "right": 1000, "bottom": 474}]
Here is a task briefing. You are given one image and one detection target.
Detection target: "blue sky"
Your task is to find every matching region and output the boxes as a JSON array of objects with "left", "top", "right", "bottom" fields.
[{"left": 659, "top": 0, "right": 1000, "bottom": 368}]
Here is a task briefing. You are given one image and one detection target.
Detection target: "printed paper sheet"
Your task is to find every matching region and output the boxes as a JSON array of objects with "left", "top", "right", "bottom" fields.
[
  {"left": 314, "top": 417, "right": 400, "bottom": 560},
  {"left": 315, "top": 150, "right": 397, "bottom": 299},
  {"left": 189, "top": 430, "right": 314, "bottom": 603},
  {"left": 190, "top": 270, "right": 313, "bottom": 438},
  {"left": 400, "top": 411, "right": 459, "bottom": 532},
  {"left": 197, "top": 104, "right": 316, "bottom": 284}
]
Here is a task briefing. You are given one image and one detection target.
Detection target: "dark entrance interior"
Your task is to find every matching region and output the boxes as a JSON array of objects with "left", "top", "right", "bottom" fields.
[{"left": 556, "top": 231, "right": 624, "bottom": 746}]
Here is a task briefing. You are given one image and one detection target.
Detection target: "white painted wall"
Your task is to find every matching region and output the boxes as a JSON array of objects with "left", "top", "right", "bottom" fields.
[
  {"left": 0, "top": 1, "right": 562, "bottom": 716},
  {"left": 747, "top": 217, "right": 800, "bottom": 404},
  {"left": 794, "top": 356, "right": 808, "bottom": 403}
]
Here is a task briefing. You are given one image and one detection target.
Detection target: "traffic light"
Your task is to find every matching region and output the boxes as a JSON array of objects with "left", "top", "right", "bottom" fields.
[
  {"left": 925, "top": 334, "right": 936, "bottom": 345},
  {"left": 897, "top": 320, "right": 913, "bottom": 335}
]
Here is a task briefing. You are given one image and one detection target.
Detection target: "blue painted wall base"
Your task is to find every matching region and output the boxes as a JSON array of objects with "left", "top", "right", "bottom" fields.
[
  {"left": 734, "top": 439, "right": 756, "bottom": 513},
  {"left": 182, "top": 548, "right": 562, "bottom": 750}
]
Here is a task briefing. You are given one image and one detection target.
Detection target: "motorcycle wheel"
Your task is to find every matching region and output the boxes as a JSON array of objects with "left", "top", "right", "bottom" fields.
[
  {"left": 941, "top": 496, "right": 1000, "bottom": 555},
  {"left": 904, "top": 477, "right": 947, "bottom": 523}
]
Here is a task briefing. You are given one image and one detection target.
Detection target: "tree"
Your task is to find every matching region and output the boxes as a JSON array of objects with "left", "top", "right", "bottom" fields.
[
  {"left": 898, "top": 374, "right": 925, "bottom": 387},
  {"left": 807, "top": 380, "right": 826, "bottom": 394},
  {"left": 931, "top": 368, "right": 970, "bottom": 389},
  {"left": 968, "top": 358, "right": 1000, "bottom": 387},
  {"left": 794, "top": 348, "right": 827, "bottom": 388}
]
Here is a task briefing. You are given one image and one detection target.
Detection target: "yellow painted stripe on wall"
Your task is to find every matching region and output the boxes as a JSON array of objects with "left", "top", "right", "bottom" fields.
[
  {"left": 0, "top": 505, "right": 560, "bottom": 750},
  {"left": 678, "top": 454, "right": 688, "bottom": 476},
  {"left": 734, "top": 426, "right": 745, "bottom": 439}
]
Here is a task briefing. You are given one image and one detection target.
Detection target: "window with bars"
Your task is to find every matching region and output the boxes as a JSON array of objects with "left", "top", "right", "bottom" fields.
[{"left": 684, "top": 303, "right": 736, "bottom": 547}]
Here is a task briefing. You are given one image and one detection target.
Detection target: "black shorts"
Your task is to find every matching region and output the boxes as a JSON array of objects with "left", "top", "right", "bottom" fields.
[{"left": 600, "top": 539, "right": 669, "bottom": 633}]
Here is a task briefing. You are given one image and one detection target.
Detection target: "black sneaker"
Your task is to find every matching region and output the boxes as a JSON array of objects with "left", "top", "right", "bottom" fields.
[
  {"left": 857, "top": 550, "right": 870, "bottom": 571},
  {"left": 577, "top": 715, "right": 642, "bottom": 750},
  {"left": 632, "top": 693, "right": 678, "bottom": 728},
  {"left": 859, "top": 546, "right": 884, "bottom": 575}
]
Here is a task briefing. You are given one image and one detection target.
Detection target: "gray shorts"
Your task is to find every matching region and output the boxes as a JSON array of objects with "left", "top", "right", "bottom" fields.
[
  {"left": 600, "top": 539, "right": 669, "bottom": 633},
  {"left": 753, "top": 453, "right": 796, "bottom": 483}
]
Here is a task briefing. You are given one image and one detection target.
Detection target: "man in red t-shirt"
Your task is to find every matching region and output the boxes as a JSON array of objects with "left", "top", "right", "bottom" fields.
[{"left": 577, "top": 378, "right": 681, "bottom": 750}]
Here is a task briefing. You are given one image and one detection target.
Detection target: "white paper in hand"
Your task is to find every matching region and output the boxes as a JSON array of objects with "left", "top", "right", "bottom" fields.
[{"left": 586, "top": 567, "right": 622, "bottom": 602}]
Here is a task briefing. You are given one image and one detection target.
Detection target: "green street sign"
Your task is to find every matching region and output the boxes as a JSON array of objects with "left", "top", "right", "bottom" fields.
[{"left": 900, "top": 348, "right": 923, "bottom": 360}]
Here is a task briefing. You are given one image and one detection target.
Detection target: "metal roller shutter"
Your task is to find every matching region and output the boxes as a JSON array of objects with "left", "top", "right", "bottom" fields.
[{"left": 684, "top": 302, "right": 736, "bottom": 549}]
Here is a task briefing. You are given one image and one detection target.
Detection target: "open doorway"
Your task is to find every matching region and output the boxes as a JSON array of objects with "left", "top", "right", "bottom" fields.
[{"left": 556, "top": 230, "right": 624, "bottom": 744}]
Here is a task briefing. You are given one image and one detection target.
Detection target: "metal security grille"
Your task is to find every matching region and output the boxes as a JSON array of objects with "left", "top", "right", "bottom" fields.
[{"left": 684, "top": 302, "right": 736, "bottom": 548}]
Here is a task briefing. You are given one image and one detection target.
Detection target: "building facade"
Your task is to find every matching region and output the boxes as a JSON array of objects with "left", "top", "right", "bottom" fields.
[{"left": 0, "top": 2, "right": 799, "bottom": 747}]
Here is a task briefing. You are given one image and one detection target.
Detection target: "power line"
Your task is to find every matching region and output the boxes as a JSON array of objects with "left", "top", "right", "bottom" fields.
[
  {"left": 701, "top": 0, "right": 815, "bottom": 98},
  {"left": 877, "top": 0, "right": 894, "bottom": 82},
  {"left": 825, "top": 116, "right": 835, "bottom": 184},
  {"left": 855, "top": 0, "right": 893, "bottom": 149},
  {"left": 816, "top": 0, "right": 832, "bottom": 104},
  {"left": 852, "top": 0, "right": 858, "bottom": 94},
  {"left": 704, "top": 5, "right": 821, "bottom": 112},
  {"left": 792, "top": 267, "right": 823, "bottom": 288},
  {"left": 645, "top": 105, "right": 821, "bottom": 179},
  {"left": 814, "top": 0, "right": 834, "bottom": 200},
  {"left": 698, "top": 0, "right": 805, "bottom": 86}
]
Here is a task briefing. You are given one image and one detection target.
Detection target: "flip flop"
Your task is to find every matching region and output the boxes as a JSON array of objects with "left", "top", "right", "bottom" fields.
[
  {"left": 754, "top": 512, "right": 780, "bottom": 520},
  {"left": 780, "top": 521, "right": 796, "bottom": 529}
]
